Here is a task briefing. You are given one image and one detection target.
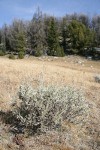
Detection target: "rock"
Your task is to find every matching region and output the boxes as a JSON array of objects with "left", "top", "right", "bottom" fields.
[
  {"left": 54, "top": 57, "right": 58, "bottom": 59},
  {"left": 87, "top": 56, "right": 92, "bottom": 60},
  {"left": 77, "top": 61, "right": 82, "bottom": 64}
]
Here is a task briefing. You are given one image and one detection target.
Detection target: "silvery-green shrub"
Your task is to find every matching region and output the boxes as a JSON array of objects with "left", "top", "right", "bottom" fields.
[
  {"left": 94, "top": 75, "right": 100, "bottom": 83},
  {"left": 12, "top": 83, "right": 90, "bottom": 133}
]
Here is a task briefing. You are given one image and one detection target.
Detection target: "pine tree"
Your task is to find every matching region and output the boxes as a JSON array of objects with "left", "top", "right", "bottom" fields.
[
  {"left": 47, "top": 17, "right": 64, "bottom": 56},
  {"left": 68, "top": 20, "right": 87, "bottom": 54},
  {"left": 8, "top": 20, "right": 26, "bottom": 53},
  {"left": 61, "top": 18, "right": 70, "bottom": 54},
  {"left": 0, "top": 24, "right": 7, "bottom": 52},
  {"left": 67, "top": 20, "right": 95, "bottom": 55},
  {"left": 92, "top": 16, "right": 100, "bottom": 47},
  {"left": 28, "top": 8, "right": 46, "bottom": 56}
]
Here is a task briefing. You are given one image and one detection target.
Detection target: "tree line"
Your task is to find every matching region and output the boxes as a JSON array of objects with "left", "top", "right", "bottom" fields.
[{"left": 0, "top": 8, "right": 100, "bottom": 58}]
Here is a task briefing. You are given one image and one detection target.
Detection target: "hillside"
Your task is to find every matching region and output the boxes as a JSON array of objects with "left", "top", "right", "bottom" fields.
[
  {"left": 0, "top": 56, "right": 100, "bottom": 109},
  {"left": 0, "top": 56, "right": 100, "bottom": 150}
]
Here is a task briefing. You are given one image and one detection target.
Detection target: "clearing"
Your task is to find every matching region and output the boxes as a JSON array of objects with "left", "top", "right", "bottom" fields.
[
  {"left": 0, "top": 55, "right": 100, "bottom": 150},
  {"left": 0, "top": 56, "right": 100, "bottom": 110}
]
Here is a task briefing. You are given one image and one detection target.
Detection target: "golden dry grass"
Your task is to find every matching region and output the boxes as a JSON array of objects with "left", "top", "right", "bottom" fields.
[
  {"left": 0, "top": 56, "right": 100, "bottom": 110},
  {"left": 0, "top": 55, "right": 100, "bottom": 150}
]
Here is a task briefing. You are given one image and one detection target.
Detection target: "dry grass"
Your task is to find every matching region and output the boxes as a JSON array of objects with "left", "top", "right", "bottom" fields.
[
  {"left": 0, "top": 55, "right": 100, "bottom": 150},
  {"left": 52, "top": 145, "right": 73, "bottom": 150},
  {"left": 0, "top": 56, "right": 100, "bottom": 110}
]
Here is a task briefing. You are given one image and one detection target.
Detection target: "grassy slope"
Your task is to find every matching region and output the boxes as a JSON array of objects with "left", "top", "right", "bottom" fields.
[
  {"left": 0, "top": 56, "right": 100, "bottom": 110},
  {"left": 0, "top": 56, "right": 100, "bottom": 150}
]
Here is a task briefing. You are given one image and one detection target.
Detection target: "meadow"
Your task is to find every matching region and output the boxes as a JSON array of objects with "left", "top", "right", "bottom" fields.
[{"left": 0, "top": 55, "right": 100, "bottom": 150}]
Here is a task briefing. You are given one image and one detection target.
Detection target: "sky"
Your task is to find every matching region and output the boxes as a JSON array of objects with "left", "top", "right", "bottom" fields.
[{"left": 0, "top": 0, "right": 100, "bottom": 27}]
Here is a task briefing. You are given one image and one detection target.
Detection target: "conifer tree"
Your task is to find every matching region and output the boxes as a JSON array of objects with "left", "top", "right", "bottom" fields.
[
  {"left": 8, "top": 20, "right": 26, "bottom": 53},
  {"left": 61, "top": 18, "right": 70, "bottom": 54},
  {"left": 47, "top": 17, "right": 64, "bottom": 56},
  {"left": 67, "top": 20, "right": 95, "bottom": 54},
  {"left": 28, "top": 8, "right": 46, "bottom": 56}
]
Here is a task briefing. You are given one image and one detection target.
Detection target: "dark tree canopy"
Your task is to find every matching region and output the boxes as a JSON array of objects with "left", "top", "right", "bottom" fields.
[{"left": 0, "top": 9, "right": 99, "bottom": 58}]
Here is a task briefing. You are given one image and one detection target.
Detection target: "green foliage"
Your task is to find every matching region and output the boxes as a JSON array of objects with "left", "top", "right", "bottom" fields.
[
  {"left": 67, "top": 20, "right": 86, "bottom": 53},
  {"left": 0, "top": 43, "right": 6, "bottom": 51},
  {"left": 47, "top": 18, "right": 64, "bottom": 57},
  {"left": 0, "top": 43, "right": 6, "bottom": 56},
  {"left": 0, "top": 24, "right": 10, "bottom": 52},
  {"left": 17, "top": 32, "right": 26, "bottom": 52},
  {"left": 92, "top": 16, "right": 100, "bottom": 47},
  {"left": 67, "top": 20, "right": 94, "bottom": 55},
  {"left": 11, "top": 32, "right": 26, "bottom": 52},
  {"left": 61, "top": 18, "right": 69, "bottom": 54},
  {"left": 8, "top": 20, "right": 26, "bottom": 53},
  {"left": 28, "top": 8, "right": 46, "bottom": 56},
  {"left": 0, "top": 50, "right": 5, "bottom": 56},
  {"left": 18, "top": 51, "right": 25, "bottom": 59},
  {"left": 0, "top": 12, "right": 100, "bottom": 57},
  {"left": 85, "top": 29, "right": 95, "bottom": 48},
  {"left": 34, "top": 48, "right": 43, "bottom": 57},
  {"left": 9, "top": 53, "right": 15, "bottom": 59},
  {"left": 54, "top": 45, "right": 65, "bottom": 57}
]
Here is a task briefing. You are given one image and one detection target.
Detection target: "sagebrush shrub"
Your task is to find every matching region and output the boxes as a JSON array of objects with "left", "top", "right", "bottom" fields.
[
  {"left": 94, "top": 75, "right": 100, "bottom": 83},
  {"left": 9, "top": 53, "right": 15, "bottom": 59},
  {"left": 0, "top": 50, "right": 5, "bottom": 56},
  {"left": 18, "top": 51, "right": 25, "bottom": 59},
  {"left": 11, "top": 83, "right": 89, "bottom": 134}
]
